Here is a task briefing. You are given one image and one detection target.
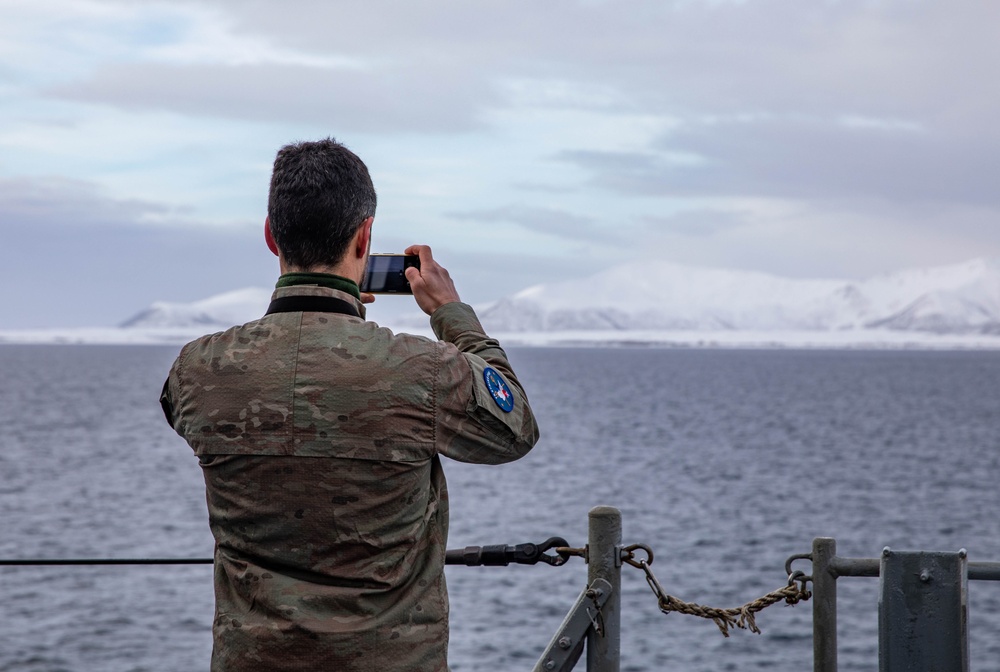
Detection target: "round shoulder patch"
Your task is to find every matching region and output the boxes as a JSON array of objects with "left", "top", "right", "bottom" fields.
[{"left": 483, "top": 366, "right": 515, "bottom": 413}]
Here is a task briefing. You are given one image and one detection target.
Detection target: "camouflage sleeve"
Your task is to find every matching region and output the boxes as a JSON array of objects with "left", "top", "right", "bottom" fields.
[
  {"left": 430, "top": 302, "right": 540, "bottom": 464},
  {"left": 159, "top": 350, "right": 186, "bottom": 433}
]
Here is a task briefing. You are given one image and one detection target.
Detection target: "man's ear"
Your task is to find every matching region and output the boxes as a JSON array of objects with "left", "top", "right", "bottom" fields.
[
  {"left": 264, "top": 217, "right": 279, "bottom": 257},
  {"left": 354, "top": 217, "right": 374, "bottom": 259}
]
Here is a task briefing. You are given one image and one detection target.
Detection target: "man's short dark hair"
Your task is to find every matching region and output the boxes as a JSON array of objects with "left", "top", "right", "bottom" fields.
[{"left": 267, "top": 138, "right": 377, "bottom": 269}]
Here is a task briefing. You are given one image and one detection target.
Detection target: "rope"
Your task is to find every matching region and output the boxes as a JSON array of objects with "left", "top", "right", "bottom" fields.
[
  {"left": 656, "top": 582, "right": 811, "bottom": 637},
  {"left": 620, "top": 544, "right": 813, "bottom": 638}
]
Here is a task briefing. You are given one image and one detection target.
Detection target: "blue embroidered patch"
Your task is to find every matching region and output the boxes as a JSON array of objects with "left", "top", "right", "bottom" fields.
[{"left": 483, "top": 366, "right": 515, "bottom": 413}]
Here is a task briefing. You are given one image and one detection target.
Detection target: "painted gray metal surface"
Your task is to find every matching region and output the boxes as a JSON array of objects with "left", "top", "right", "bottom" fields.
[
  {"left": 830, "top": 556, "right": 879, "bottom": 577},
  {"left": 811, "top": 539, "right": 993, "bottom": 672},
  {"left": 586, "top": 506, "right": 621, "bottom": 672},
  {"left": 531, "top": 579, "right": 613, "bottom": 672},
  {"left": 812, "top": 537, "right": 838, "bottom": 672},
  {"left": 531, "top": 506, "right": 622, "bottom": 672},
  {"left": 968, "top": 562, "right": 1000, "bottom": 581},
  {"left": 878, "top": 548, "right": 968, "bottom": 672}
]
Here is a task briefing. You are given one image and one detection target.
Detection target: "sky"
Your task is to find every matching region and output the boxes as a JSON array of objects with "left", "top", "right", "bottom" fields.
[{"left": 1, "top": 0, "right": 999, "bottom": 328}]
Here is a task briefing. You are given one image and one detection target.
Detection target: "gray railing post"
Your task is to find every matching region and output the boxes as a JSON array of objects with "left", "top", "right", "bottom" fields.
[
  {"left": 587, "top": 506, "right": 621, "bottom": 672},
  {"left": 812, "top": 537, "right": 838, "bottom": 672}
]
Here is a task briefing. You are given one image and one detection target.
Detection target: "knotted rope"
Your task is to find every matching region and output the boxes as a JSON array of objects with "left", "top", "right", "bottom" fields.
[{"left": 655, "top": 580, "right": 811, "bottom": 637}]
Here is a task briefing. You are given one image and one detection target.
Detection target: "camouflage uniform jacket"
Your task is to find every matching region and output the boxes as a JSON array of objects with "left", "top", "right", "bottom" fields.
[{"left": 160, "top": 282, "right": 539, "bottom": 671}]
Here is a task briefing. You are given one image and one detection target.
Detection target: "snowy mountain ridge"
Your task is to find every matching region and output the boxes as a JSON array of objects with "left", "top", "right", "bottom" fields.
[
  {"left": 6, "top": 257, "right": 994, "bottom": 347},
  {"left": 118, "top": 288, "right": 274, "bottom": 330},
  {"left": 476, "top": 257, "right": 1000, "bottom": 335}
]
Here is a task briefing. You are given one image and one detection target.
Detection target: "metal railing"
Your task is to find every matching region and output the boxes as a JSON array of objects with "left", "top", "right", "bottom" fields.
[
  {"left": 6, "top": 520, "right": 1000, "bottom": 671},
  {"left": 799, "top": 537, "right": 1000, "bottom": 672},
  {"left": 1, "top": 507, "right": 624, "bottom": 671}
]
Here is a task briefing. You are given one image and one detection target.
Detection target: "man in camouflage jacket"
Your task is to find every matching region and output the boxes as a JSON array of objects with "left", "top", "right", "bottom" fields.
[{"left": 160, "top": 138, "right": 539, "bottom": 671}]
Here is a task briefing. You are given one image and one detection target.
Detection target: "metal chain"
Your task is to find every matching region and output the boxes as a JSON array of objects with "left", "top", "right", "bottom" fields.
[{"left": 555, "top": 546, "right": 587, "bottom": 563}]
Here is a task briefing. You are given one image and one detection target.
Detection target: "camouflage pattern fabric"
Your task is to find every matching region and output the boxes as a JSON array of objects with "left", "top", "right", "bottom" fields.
[{"left": 161, "top": 283, "right": 539, "bottom": 671}]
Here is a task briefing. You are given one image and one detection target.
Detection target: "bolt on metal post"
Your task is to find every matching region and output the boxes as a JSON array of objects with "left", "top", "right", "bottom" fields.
[{"left": 587, "top": 506, "right": 621, "bottom": 672}]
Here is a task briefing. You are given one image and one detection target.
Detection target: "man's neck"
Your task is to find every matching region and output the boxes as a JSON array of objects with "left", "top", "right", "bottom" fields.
[
  {"left": 276, "top": 271, "right": 361, "bottom": 300},
  {"left": 281, "top": 261, "right": 355, "bottom": 277}
]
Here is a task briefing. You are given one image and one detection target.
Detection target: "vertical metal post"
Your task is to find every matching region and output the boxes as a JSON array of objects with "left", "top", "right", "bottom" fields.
[
  {"left": 587, "top": 506, "right": 621, "bottom": 672},
  {"left": 812, "top": 537, "right": 838, "bottom": 672}
]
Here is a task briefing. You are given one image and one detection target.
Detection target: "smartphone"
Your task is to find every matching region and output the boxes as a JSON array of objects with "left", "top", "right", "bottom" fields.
[{"left": 361, "top": 254, "right": 420, "bottom": 294}]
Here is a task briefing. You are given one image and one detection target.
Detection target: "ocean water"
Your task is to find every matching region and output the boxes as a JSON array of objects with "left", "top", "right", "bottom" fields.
[{"left": 1, "top": 344, "right": 999, "bottom": 671}]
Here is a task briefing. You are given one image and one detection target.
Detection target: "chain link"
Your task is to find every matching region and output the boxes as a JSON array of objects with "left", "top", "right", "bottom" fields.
[
  {"left": 555, "top": 546, "right": 587, "bottom": 563},
  {"left": 621, "top": 543, "right": 654, "bottom": 568}
]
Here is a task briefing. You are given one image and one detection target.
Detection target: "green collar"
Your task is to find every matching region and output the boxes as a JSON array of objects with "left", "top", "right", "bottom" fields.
[{"left": 276, "top": 272, "right": 361, "bottom": 300}]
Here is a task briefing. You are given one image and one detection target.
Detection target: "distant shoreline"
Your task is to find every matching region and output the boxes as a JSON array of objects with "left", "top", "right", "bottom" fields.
[{"left": 2, "top": 326, "right": 1000, "bottom": 351}]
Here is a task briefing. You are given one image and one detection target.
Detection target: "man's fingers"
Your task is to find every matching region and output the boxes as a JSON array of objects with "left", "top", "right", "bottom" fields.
[
  {"left": 405, "top": 244, "right": 434, "bottom": 267},
  {"left": 405, "top": 244, "right": 438, "bottom": 282},
  {"left": 360, "top": 292, "right": 377, "bottom": 305},
  {"left": 402, "top": 243, "right": 460, "bottom": 315},
  {"left": 404, "top": 244, "right": 423, "bottom": 258}
]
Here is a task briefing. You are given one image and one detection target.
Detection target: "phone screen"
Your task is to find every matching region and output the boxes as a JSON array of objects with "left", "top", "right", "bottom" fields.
[{"left": 361, "top": 255, "right": 419, "bottom": 293}]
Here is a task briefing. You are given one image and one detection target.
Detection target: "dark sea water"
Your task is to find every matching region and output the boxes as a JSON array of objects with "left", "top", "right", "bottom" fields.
[{"left": 1, "top": 345, "right": 999, "bottom": 671}]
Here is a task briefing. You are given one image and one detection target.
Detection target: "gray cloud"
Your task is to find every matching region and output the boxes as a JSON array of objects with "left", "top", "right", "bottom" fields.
[
  {"left": 0, "top": 176, "right": 181, "bottom": 228},
  {"left": 55, "top": 1, "right": 1000, "bottom": 138},
  {"left": 0, "top": 178, "right": 572, "bottom": 329},
  {"left": 639, "top": 210, "right": 748, "bottom": 238},
  {"left": 11, "top": 0, "right": 1000, "bottom": 326},
  {"left": 48, "top": 62, "right": 496, "bottom": 133},
  {"left": 44, "top": 0, "right": 1000, "bottom": 234},
  {"left": 0, "top": 177, "right": 274, "bottom": 328},
  {"left": 220, "top": 0, "right": 990, "bottom": 110},
  {"left": 557, "top": 115, "right": 1000, "bottom": 207},
  {"left": 447, "top": 205, "right": 605, "bottom": 242},
  {"left": 510, "top": 181, "right": 578, "bottom": 194}
]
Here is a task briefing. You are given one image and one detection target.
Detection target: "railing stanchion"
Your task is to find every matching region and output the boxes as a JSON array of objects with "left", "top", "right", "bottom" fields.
[
  {"left": 587, "top": 506, "right": 621, "bottom": 672},
  {"left": 813, "top": 537, "right": 838, "bottom": 672}
]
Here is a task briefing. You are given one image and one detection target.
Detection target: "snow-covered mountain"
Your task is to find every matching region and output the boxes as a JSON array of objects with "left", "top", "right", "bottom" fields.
[
  {"left": 477, "top": 258, "right": 1000, "bottom": 335},
  {"left": 5, "top": 258, "right": 998, "bottom": 347},
  {"left": 67, "top": 257, "right": 996, "bottom": 349},
  {"left": 119, "top": 288, "right": 273, "bottom": 329}
]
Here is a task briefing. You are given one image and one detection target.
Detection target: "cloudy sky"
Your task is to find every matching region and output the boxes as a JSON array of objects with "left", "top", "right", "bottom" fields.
[{"left": 2, "top": 0, "right": 998, "bottom": 328}]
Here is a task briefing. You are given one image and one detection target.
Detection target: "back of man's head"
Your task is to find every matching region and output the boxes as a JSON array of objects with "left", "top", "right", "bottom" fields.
[{"left": 267, "top": 138, "right": 377, "bottom": 269}]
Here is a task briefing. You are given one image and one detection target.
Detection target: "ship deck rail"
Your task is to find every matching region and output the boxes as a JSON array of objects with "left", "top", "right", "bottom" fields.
[{"left": 4, "top": 506, "right": 1000, "bottom": 671}]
